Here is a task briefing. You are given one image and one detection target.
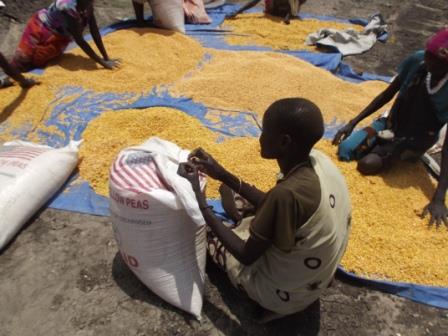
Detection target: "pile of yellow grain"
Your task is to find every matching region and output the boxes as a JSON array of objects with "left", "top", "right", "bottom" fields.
[
  {"left": 78, "top": 104, "right": 448, "bottom": 286},
  {"left": 1, "top": 29, "right": 205, "bottom": 142},
  {"left": 78, "top": 107, "right": 277, "bottom": 197},
  {"left": 42, "top": 28, "right": 205, "bottom": 93},
  {"left": 171, "top": 49, "right": 392, "bottom": 124},
  {"left": 315, "top": 140, "right": 448, "bottom": 287},
  {"left": 205, "top": 137, "right": 278, "bottom": 198},
  {"left": 224, "top": 13, "right": 362, "bottom": 51},
  {"left": 0, "top": 84, "right": 57, "bottom": 143}
]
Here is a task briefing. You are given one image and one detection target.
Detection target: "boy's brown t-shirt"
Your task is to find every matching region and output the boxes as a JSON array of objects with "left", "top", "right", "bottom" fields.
[
  {"left": 225, "top": 150, "right": 352, "bottom": 315},
  {"left": 249, "top": 160, "right": 321, "bottom": 251}
]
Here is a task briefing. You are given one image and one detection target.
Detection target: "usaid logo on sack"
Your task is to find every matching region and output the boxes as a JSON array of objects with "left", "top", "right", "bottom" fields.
[{"left": 125, "top": 152, "right": 155, "bottom": 167}]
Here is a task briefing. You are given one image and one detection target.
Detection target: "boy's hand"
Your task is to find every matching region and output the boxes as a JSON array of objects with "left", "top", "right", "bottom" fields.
[
  {"left": 188, "top": 147, "right": 226, "bottom": 180},
  {"left": 177, "top": 162, "right": 201, "bottom": 192}
]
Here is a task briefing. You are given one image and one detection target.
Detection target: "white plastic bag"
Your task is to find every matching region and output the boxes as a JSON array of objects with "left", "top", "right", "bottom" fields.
[
  {"left": 149, "top": 0, "right": 185, "bottom": 33},
  {"left": 0, "top": 141, "right": 79, "bottom": 249},
  {"left": 110, "top": 137, "right": 207, "bottom": 319}
]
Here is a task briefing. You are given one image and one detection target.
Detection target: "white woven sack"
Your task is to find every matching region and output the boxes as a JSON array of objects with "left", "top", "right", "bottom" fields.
[
  {"left": 110, "top": 137, "right": 206, "bottom": 319},
  {"left": 149, "top": 0, "right": 185, "bottom": 33},
  {"left": 0, "top": 141, "right": 79, "bottom": 250}
]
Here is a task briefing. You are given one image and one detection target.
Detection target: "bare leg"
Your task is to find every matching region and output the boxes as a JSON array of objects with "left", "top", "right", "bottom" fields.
[
  {"left": 219, "top": 184, "right": 243, "bottom": 223},
  {"left": 357, "top": 153, "right": 384, "bottom": 175}
]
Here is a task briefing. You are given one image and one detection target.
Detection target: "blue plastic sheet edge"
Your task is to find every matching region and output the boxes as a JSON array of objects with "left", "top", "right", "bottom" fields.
[
  {"left": 20, "top": 5, "right": 447, "bottom": 310},
  {"left": 49, "top": 180, "right": 110, "bottom": 216},
  {"left": 29, "top": 5, "right": 388, "bottom": 82},
  {"left": 337, "top": 268, "right": 448, "bottom": 309}
]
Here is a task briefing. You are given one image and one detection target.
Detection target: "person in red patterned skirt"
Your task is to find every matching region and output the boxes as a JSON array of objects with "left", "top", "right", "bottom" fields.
[{"left": 11, "top": 0, "right": 120, "bottom": 72}]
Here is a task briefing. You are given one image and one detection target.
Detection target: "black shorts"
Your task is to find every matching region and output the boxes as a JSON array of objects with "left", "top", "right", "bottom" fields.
[{"left": 370, "top": 136, "right": 437, "bottom": 162}]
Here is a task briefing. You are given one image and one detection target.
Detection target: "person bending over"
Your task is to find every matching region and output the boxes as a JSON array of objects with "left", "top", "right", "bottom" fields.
[
  {"left": 333, "top": 29, "right": 448, "bottom": 226},
  {"left": 178, "top": 98, "right": 351, "bottom": 322},
  {"left": 11, "top": 0, "right": 120, "bottom": 72}
]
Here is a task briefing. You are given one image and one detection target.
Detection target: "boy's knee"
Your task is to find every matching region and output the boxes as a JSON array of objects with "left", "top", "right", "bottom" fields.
[{"left": 357, "top": 153, "right": 383, "bottom": 175}]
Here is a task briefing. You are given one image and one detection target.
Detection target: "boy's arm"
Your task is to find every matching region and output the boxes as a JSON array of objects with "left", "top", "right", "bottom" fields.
[
  {"left": 188, "top": 147, "right": 266, "bottom": 208},
  {"left": 178, "top": 162, "right": 271, "bottom": 265},
  {"left": 219, "top": 169, "right": 266, "bottom": 209}
]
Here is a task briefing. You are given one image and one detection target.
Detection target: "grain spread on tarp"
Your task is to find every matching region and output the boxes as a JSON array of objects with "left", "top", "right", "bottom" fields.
[
  {"left": 78, "top": 107, "right": 277, "bottom": 198},
  {"left": 316, "top": 140, "right": 448, "bottom": 287},
  {"left": 43, "top": 28, "right": 205, "bottom": 93},
  {"left": 171, "top": 49, "right": 392, "bottom": 124},
  {"left": 224, "top": 13, "right": 362, "bottom": 51}
]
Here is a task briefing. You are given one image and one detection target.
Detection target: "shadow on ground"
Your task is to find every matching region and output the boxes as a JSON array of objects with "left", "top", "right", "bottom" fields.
[{"left": 112, "top": 251, "right": 321, "bottom": 336}]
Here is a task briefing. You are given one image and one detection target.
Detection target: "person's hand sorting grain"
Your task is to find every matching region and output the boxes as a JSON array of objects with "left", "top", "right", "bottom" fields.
[
  {"left": 333, "top": 29, "right": 448, "bottom": 227},
  {"left": 178, "top": 98, "right": 351, "bottom": 323},
  {"left": 189, "top": 147, "right": 227, "bottom": 181}
]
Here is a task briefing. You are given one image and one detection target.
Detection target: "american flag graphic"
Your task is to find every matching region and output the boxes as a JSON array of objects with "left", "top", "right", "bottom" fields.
[
  {"left": 110, "top": 151, "right": 171, "bottom": 195},
  {"left": 0, "top": 146, "right": 48, "bottom": 161}
]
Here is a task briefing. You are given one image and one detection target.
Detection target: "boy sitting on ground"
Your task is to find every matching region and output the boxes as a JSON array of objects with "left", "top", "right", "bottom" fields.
[{"left": 178, "top": 98, "right": 352, "bottom": 322}]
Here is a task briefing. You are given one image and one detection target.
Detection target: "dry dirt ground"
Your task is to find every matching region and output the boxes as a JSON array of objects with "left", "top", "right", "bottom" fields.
[{"left": 1, "top": 0, "right": 448, "bottom": 335}]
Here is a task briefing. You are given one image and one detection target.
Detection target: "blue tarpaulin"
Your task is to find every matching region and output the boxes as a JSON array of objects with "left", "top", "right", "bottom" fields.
[{"left": 5, "top": 4, "right": 447, "bottom": 310}]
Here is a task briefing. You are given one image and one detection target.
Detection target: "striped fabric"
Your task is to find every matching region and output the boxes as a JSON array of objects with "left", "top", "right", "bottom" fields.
[
  {"left": 0, "top": 146, "right": 48, "bottom": 161},
  {"left": 110, "top": 151, "right": 171, "bottom": 195}
]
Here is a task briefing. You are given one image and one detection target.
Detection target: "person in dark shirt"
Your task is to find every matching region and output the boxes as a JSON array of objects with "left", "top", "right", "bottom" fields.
[{"left": 333, "top": 29, "right": 448, "bottom": 226}]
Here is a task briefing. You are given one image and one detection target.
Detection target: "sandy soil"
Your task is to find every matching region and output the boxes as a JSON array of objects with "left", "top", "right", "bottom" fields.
[{"left": 1, "top": 0, "right": 448, "bottom": 335}]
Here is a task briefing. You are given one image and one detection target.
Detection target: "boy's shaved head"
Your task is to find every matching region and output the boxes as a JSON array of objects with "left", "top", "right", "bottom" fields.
[{"left": 263, "top": 98, "right": 324, "bottom": 154}]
